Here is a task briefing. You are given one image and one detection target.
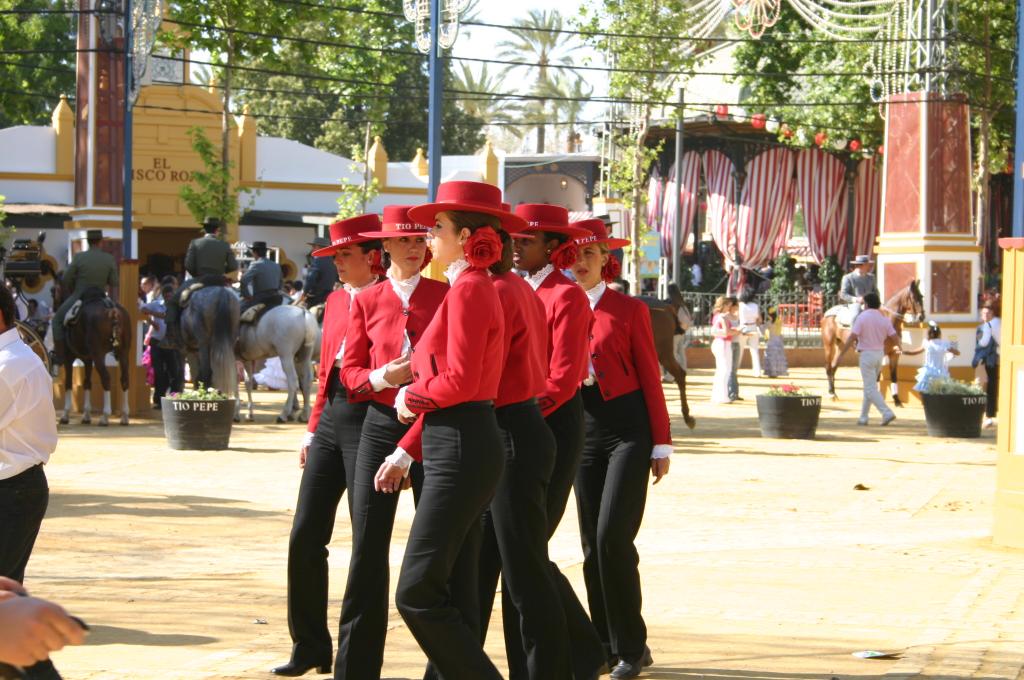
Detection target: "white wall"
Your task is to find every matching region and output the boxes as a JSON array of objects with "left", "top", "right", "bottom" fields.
[
  {"left": 0, "top": 179, "right": 74, "bottom": 205},
  {"left": 505, "top": 174, "right": 588, "bottom": 210},
  {"left": 0, "top": 126, "right": 55, "bottom": 173}
]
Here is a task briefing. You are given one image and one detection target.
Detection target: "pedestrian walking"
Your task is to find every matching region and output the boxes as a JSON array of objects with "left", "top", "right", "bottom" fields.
[
  {"left": 906, "top": 321, "right": 959, "bottom": 393},
  {"left": 140, "top": 284, "right": 182, "bottom": 407},
  {"left": 972, "top": 296, "right": 1001, "bottom": 428},
  {"left": 333, "top": 206, "right": 447, "bottom": 680},
  {"left": 738, "top": 287, "right": 763, "bottom": 378},
  {"left": 511, "top": 203, "right": 608, "bottom": 680},
  {"left": 837, "top": 292, "right": 897, "bottom": 426},
  {"left": 373, "top": 181, "right": 520, "bottom": 680},
  {"left": 570, "top": 219, "right": 672, "bottom": 679},
  {"left": 710, "top": 296, "right": 739, "bottom": 404},
  {"left": 271, "top": 215, "right": 384, "bottom": 677}
]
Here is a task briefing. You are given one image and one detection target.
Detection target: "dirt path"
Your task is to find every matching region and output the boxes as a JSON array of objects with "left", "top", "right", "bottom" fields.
[{"left": 24, "top": 366, "right": 1021, "bottom": 680}]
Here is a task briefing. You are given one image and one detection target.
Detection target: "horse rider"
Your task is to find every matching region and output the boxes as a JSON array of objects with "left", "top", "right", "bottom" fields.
[
  {"left": 164, "top": 217, "right": 239, "bottom": 347},
  {"left": 839, "top": 254, "right": 879, "bottom": 323},
  {"left": 298, "top": 236, "right": 338, "bottom": 310},
  {"left": 240, "top": 241, "right": 284, "bottom": 316},
  {"left": 50, "top": 229, "right": 117, "bottom": 367}
]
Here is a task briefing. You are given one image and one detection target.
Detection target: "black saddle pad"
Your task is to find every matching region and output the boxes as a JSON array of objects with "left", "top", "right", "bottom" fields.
[{"left": 80, "top": 287, "right": 107, "bottom": 304}]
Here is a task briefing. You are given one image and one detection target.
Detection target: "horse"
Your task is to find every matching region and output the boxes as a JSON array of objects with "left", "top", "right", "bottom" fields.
[
  {"left": 57, "top": 288, "right": 132, "bottom": 426},
  {"left": 639, "top": 284, "right": 696, "bottom": 429},
  {"left": 821, "top": 280, "right": 925, "bottom": 405},
  {"left": 236, "top": 304, "right": 320, "bottom": 423},
  {"left": 180, "top": 285, "right": 240, "bottom": 398}
]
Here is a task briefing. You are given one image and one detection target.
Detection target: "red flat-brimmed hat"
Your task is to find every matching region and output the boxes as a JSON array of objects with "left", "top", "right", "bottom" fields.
[
  {"left": 571, "top": 218, "right": 630, "bottom": 250},
  {"left": 359, "top": 205, "right": 430, "bottom": 239},
  {"left": 407, "top": 181, "right": 527, "bottom": 231},
  {"left": 515, "top": 204, "right": 590, "bottom": 238},
  {"left": 312, "top": 213, "right": 382, "bottom": 256}
]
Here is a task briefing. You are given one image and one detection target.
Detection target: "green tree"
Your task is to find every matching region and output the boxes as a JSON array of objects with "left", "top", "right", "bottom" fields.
[
  {"left": 0, "top": 0, "right": 75, "bottom": 128},
  {"left": 818, "top": 254, "right": 843, "bottom": 301},
  {"left": 579, "top": 0, "right": 707, "bottom": 292},
  {"left": 179, "top": 127, "right": 248, "bottom": 226},
  {"left": 498, "top": 9, "right": 578, "bottom": 153}
]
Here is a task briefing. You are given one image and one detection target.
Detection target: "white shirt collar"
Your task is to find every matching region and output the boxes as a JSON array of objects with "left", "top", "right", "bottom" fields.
[
  {"left": 445, "top": 258, "right": 472, "bottom": 285},
  {"left": 0, "top": 327, "right": 20, "bottom": 351},
  {"left": 583, "top": 281, "right": 607, "bottom": 310},
  {"left": 525, "top": 264, "right": 554, "bottom": 291},
  {"left": 387, "top": 271, "right": 421, "bottom": 308},
  {"left": 343, "top": 279, "right": 377, "bottom": 297}
]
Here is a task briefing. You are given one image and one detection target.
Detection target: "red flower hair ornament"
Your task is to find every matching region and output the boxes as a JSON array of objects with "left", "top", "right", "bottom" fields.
[
  {"left": 419, "top": 246, "right": 433, "bottom": 271},
  {"left": 369, "top": 249, "right": 386, "bottom": 277},
  {"left": 549, "top": 241, "right": 578, "bottom": 270},
  {"left": 464, "top": 227, "right": 502, "bottom": 269},
  {"left": 601, "top": 254, "right": 621, "bottom": 283}
]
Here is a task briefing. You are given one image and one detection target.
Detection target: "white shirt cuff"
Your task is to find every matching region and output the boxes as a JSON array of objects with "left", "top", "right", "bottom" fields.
[
  {"left": 369, "top": 366, "right": 395, "bottom": 392},
  {"left": 302, "top": 431, "right": 315, "bottom": 448},
  {"left": 385, "top": 447, "right": 414, "bottom": 472},
  {"left": 394, "top": 386, "right": 415, "bottom": 420},
  {"left": 651, "top": 444, "right": 673, "bottom": 460}
]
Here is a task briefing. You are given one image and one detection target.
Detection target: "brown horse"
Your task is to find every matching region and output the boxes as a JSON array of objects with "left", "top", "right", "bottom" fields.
[
  {"left": 640, "top": 284, "right": 696, "bottom": 429},
  {"left": 57, "top": 287, "right": 132, "bottom": 426},
  {"left": 821, "top": 280, "right": 925, "bottom": 406}
]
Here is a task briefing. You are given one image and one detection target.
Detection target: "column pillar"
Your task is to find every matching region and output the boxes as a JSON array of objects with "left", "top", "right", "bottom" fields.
[
  {"left": 876, "top": 92, "right": 980, "bottom": 403},
  {"left": 993, "top": 237, "right": 1024, "bottom": 546}
]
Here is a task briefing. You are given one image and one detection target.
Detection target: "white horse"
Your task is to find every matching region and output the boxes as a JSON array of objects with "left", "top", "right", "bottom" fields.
[{"left": 236, "top": 304, "right": 320, "bottom": 423}]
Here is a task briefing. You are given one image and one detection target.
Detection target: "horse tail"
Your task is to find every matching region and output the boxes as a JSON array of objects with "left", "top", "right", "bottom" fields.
[
  {"left": 667, "top": 283, "right": 685, "bottom": 308},
  {"left": 210, "top": 288, "right": 240, "bottom": 396}
]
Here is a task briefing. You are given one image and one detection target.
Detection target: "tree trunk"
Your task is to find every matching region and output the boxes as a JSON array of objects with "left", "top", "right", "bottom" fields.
[
  {"left": 536, "top": 118, "right": 546, "bottom": 154},
  {"left": 361, "top": 120, "right": 372, "bottom": 213},
  {"left": 974, "top": 111, "right": 992, "bottom": 252},
  {"left": 628, "top": 109, "right": 650, "bottom": 294}
]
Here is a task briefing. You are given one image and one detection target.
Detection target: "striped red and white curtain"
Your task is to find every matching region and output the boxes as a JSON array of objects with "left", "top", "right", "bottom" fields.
[
  {"left": 703, "top": 149, "right": 738, "bottom": 267},
  {"left": 850, "top": 159, "right": 881, "bottom": 262},
  {"left": 646, "top": 166, "right": 664, "bottom": 247},
  {"left": 796, "top": 148, "right": 847, "bottom": 263},
  {"left": 659, "top": 152, "right": 701, "bottom": 258},
  {"left": 735, "top": 148, "right": 797, "bottom": 270}
]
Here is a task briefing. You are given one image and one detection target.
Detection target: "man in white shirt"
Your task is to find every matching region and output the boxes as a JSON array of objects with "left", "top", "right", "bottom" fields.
[{"left": 0, "top": 285, "right": 58, "bottom": 584}]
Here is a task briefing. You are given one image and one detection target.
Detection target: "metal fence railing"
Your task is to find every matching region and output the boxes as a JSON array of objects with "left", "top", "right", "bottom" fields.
[{"left": 679, "top": 290, "right": 840, "bottom": 349}]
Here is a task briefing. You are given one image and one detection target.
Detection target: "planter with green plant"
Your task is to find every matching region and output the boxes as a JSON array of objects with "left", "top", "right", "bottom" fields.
[
  {"left": 756, "top": 384, "right": 821, "bottom": 439},
  {"left": 161, "top": 384, "right": 236, "bottom": 450},
  {"left": 918, "top": 378, "right": 986, "bottom": 438}
]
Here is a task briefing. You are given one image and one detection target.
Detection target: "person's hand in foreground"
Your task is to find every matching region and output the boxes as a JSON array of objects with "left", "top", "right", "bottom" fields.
[{"left": 0, "top": 596, "right": 87, "bottom": 667}]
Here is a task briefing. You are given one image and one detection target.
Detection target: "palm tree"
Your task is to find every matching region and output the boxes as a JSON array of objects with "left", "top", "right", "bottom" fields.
[
  {"left": 541, "top": 73, "right": 593, "bottom": 152},
  {"left": 497, "top": 9, "right": 579, "bottom": 153},
  {"left": 452, "top": 62, "right": 507, "bottom": 123}
]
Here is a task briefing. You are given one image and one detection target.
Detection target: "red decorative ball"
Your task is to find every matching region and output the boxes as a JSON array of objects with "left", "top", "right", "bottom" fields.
[
  {"left": 877, "top": 145, "right": 885, "bottom": 156},
  {"left": 849, "top": 139, "right": 862, "bottom": 152},
  {"left": 715, "top": 104, "right": 729, "bottom": 119},
  {"left": 814, "top": 132, "right": 828, "bottom": 147},
  {"left": 781, "top": 124, "right": 793, "bottom": 139},
  {"left": 751, "top": 113, "right": 767, "bottom": 130}
]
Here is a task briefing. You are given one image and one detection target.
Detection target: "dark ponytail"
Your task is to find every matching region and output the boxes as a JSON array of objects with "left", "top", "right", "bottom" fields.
[{"left": 489, "top": 229, "right": 514, "bottom": 276}]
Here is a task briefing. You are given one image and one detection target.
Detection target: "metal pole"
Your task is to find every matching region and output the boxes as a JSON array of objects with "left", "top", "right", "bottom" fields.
[
  {"left": 672, "top": 88, "right": 684, "bottom": 287},
  {"left": 426, "top": 0, "right": 443, "bottom": 201},
  {"left": 122, "top": 0, "right": 133, "bottom": 259},
  {"left": 1013, "top": 0, "right": 1024, "bottom": 237},
  {"left": 845, "top": 156, "right": 857, "bottom": 261}
]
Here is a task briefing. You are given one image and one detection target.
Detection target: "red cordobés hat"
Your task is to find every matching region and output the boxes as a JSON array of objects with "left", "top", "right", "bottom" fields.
[
  {"left": 515, "top": 204, "right": 590, "bottom": 239},
  {"left": 571, "top": 218, "right": 630, "bottom": 250},
  {"left": 407, "top": 181, "right": 527, "bottom": 231},
  {"left": 359, "top": 205, "right": 430, "bottom": 239},
  {"left": 312, "top": 213, "right": 382, "bottom": 257}
]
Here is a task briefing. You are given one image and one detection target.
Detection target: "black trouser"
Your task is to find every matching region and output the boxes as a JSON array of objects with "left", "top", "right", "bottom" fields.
[
  {"left": 985, "top": 362, "right": 999, "bottom": 417},
  {"left": 150, "top": 339, "right": 181, "bottom": 404},
  {"left": 286, "top": 374, "right": 368, "bottom": 667},
  {"left": 0, "top": 464, "right": 48, "bottom": 584},
  {"left": 242, "top": 290, "right": 282, "bottom": 314},
  {"left": 575, "top": 387, "right": 653, "bottom": 662},
  {"left": 335, "top": 402, "right": 412, "bottom": 680},
  {"left": 478, "top": 398, "right": 570, "bottom": 680},
  {"left": 506, "top": 392, "right": 606, "bottom": 680},
  {"left": 396, "top": 402, "right": 505, "bottom": 680}
]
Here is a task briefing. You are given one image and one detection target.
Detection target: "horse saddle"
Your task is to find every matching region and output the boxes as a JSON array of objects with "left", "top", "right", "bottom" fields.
[
  {"left": 824, "top": 304, "right": 856, "bottom": 328},
  {"left": 240, "top": 303, "right": 266, "bottom": 325},
  {"left": 65, "top": 291, "right": 113, "bottom": 327},
  {"left": 180, "top": 275, "right": 230, "bottom": 308}
]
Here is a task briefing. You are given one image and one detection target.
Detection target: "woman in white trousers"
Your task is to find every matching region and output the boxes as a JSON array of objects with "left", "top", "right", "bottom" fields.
[{"left": 710, "top": 296, "right": 739, "bottom": 403}]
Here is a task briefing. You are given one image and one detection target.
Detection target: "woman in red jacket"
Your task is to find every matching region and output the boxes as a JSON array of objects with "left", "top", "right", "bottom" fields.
[
  {"left": 335, "top": 205, "right": 447, "bottom": 680},
  {"left": 374, "top": 181, "right": 523, "bottom": 679},
  {"left": 273, "top": 214, "right": 384, "bottom": 677},
  {"left": 569, "top": 219, "right": 673, "bottom": 680},
  {"left": 511, "top": 203, "right": 607, "bottom": 680}
]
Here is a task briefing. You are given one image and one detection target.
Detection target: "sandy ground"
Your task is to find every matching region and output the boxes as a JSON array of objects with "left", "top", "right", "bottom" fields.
[{"left": 22, "top": 366, "right": 1023, "bottom": 680}]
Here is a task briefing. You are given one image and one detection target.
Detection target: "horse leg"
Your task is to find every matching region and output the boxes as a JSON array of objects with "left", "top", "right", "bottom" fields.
[
  {"left": 297, "top": 351, "right": 312, "bottom": 423},
  {"left": 81, "top": 359, "right": 92, "bottom": 425},
  {"left": 279, "top": 357, "right": 299, "bottom": 423},
  {"left": 60, "top": 363, "right": 72, "bottom": 425},
  {"left": 889, "top": 354, "right": 903, "bottom": 407},
  {"left": 96, "top": 354, "right": 112, "bottom": 427},
  {"left": 119, "top": 343, "right": 131, "bottom": 426},
  {"left": 246, "top": 361, "right": 256, "bottom": 422}
]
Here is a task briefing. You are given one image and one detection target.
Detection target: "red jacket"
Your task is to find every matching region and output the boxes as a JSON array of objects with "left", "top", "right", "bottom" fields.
[
  {"left": 493, "top": 272, "right": 548, "bottom": 408},
  {"left": 534, "top": 270, "right": 594, "bottom": 416},
  {"left": 397, "top": 268, "right": 504, "bottom": 461},
  {"left": 308, "top": 288, "right": 357, "bottom": 434},
  {"left": 341, "top": 277, "right": 448, "bottom": 407},
  {"left": 404, "top": 267, "right": 504, "bottom": 414},
  {"left": 589, "top": 287, "right": 671, "bottom": 446}
]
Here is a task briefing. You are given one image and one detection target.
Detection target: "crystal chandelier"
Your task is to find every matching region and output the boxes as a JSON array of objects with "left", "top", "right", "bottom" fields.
[{"left": 403, "top": 0, "right": 471, "bottom": 53}]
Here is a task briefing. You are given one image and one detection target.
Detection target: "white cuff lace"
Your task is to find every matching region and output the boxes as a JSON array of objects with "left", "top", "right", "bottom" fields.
[
  {"left": 385, "top": 447, "right": 414, "bottom": 473},
  {"left": 394, "top": 386, "right": 415, "bottom": 420},
  {"left": 369, "top": 366, "right": 395, "bottom": 392},
  {"left": 651, "top": 444, "right": 673, "bottom": 460},
  {"left": 302, "top": 431, "right": 315, "bottom": 448}
]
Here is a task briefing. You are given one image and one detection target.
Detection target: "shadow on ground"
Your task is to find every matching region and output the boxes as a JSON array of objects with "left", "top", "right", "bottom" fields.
[{"left": 45, "top": 492, "right": 278, "bottom": 520}]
